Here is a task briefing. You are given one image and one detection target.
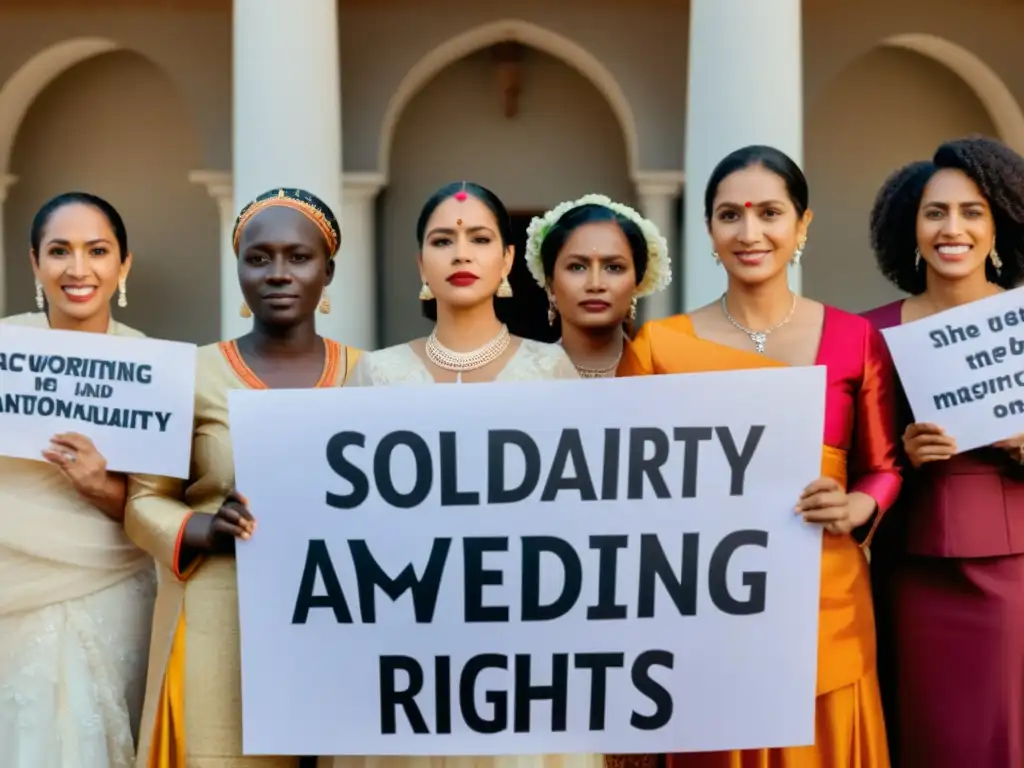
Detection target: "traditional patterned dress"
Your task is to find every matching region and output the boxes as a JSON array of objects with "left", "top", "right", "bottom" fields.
[
  {"left": 322, "top": 336, "right": 599, "bottom": 768},
  {"left": 127, "top": 339, "right": 361, "bottom": 767}
]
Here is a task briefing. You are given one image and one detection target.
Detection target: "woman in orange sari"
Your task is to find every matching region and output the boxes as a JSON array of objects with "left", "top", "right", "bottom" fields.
[{"left": 619, "top": 145, "right": 901, "bottom": 768}]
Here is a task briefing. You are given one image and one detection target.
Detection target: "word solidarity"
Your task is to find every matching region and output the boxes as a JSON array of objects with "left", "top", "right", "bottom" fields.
[{"left": 324, "top": 425, "right": 765, "bottom": 507}]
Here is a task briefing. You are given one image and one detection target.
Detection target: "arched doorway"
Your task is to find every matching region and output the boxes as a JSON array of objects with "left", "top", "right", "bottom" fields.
[
  {"left": 378, "top": 22, "right": 638, "bottom": 346},
  {"left": 2, "top": 44, "right": 216, "bottom": 342},
  {"left": 805, "top": 37, "right": 1015, "bottom": 312}
]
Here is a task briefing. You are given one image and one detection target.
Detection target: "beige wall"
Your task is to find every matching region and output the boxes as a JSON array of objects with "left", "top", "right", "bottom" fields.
[{"left": 0, "top": 0, "right": 1020, "bottom": 344}]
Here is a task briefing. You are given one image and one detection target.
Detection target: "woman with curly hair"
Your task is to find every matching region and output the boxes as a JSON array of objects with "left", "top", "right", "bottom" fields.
[{"left": 863, "top": 135, "right": 1024, "bottom": 767}]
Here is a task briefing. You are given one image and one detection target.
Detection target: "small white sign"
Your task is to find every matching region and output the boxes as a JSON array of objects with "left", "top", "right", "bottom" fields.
[
  {"left": 0, "top": 324, "right": 197, "bottom": 477},
  {"left": 881, "top": 287, "right": 1024, "bottom": 451},
  {"left": 230, "top": 368, "right": 827, "bottom": 757}
]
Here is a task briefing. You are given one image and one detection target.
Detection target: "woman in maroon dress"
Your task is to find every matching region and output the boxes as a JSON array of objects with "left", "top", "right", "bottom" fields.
[{"left": 863, "top": 135, "right": 1024, "bottom": 767}]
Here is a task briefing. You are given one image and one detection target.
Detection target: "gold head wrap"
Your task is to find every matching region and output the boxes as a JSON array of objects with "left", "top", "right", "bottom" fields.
[{"left": 232, "top": 187, "right": 341, "bottom": 256}]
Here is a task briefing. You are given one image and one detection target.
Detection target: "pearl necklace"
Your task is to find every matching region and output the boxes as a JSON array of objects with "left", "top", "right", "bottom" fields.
[
  {"left": 720, "top": 293, "right": 796, "bottom": 354},
  {"left": 425, "top": 324, "right": 510, "bottom": 372}
]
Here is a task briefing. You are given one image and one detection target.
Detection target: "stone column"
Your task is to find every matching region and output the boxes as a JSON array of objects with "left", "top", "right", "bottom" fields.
[
  {"left": 340, "top": 172, "right": 385, "bottom": 350},
  {"left": 188, "top": 171, "right": 235, "bottom": 339},
  {"left": 233, "top": 0, "right": 344, "bottom": 340},
  {"left": 682, "top": 0, "right": 803, "bottom": 310},
  {"left": 634, "top": 170, "right": 684, "bottom": 322}
]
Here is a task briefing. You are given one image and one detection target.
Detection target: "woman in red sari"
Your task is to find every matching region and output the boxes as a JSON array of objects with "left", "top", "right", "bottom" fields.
[
  {"left": 863, "top": 136, "right": 1024, "bottom": 767},
  {"left": 620, "top": 145, "right": 901, "bottom": 767}
]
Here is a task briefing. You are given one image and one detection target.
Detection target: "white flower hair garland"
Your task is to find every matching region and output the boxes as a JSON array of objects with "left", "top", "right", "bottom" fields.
[{"left": 524, "top": 193, "right": 672, "bottom": 298}]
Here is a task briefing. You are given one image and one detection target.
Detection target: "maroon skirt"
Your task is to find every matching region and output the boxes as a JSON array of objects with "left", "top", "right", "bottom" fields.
[{"left": 893, "top": 553, "right": 1024, "bottom": 766}]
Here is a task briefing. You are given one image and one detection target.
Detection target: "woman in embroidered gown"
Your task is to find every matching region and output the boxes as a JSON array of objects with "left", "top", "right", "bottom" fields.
[
  {"left": 620, "top": 145, "right": 901, "bottom": 768},
  {"left": 0, "top": 192, "right": 155, "bottom": 768},
  {"left": 863, "top": 136, "right": 1024, "bottom": 767},
  {"left": 330, "top": 181, "right": 587, "bottom": 768},
  {"left": 523, "top": 195, "right": 671, "bottom": 379},
  {"left": 126, "top": 188, "right": 362, "bottom": 768},
  {"left": 348, "top": 181, "right": 578, "bottom": 386}
]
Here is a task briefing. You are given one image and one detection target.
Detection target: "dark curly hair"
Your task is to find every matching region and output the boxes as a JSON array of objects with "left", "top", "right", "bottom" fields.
[{"left": 870, "top": 135, "right": 1024, "bottom": 294}]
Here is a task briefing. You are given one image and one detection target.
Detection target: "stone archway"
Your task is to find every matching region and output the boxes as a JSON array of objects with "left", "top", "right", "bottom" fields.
[
  {"left": 804, "top": 33, "right": 1015, "bottom": 312},
  {"left": 883, "top": 33, "right": 1024, "bottom": 154},
  {"left": 1, "top": 44, "right": 214, "bottom": 340},
  {"left": 377, "top": 19, "right": 641, "bottom": 181},
  {"left": 0, "top": 37, "right": 121, "bottom": 178},
  {"left": 380, "top": 37, "right": 638, "bottom": 344}
]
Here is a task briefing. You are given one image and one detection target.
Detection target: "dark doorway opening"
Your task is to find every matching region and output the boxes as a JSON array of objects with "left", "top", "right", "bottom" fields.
[{"left": 501, "top": 210, "right": 559, "bottom": 343}]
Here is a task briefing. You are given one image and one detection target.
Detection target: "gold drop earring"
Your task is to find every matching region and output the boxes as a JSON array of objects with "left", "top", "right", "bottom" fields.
[{"left": 318, "top": 290, "right": 331, "bottom": 314}]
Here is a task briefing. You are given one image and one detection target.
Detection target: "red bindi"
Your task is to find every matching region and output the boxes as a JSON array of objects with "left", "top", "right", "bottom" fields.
[
  {"left": 454, "top": 191, "right": 468, "bottom": 201},
  {"left": 744, "top": 201, "right": 753, "bottom": 208}
]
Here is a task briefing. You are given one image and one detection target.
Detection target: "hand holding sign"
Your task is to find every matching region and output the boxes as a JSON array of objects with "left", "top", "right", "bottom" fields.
[
  {"left": 795, "top": 476, "right": 874, "bottom": 535},
  {"left": 183, "top": 489, "right": 256, "bottom": 556},
  {"left": 902, "top": 422, "right": 957, "bottom": 468},
  {"left": 43, "top": 431, "right": 109, "bottom": 497}
]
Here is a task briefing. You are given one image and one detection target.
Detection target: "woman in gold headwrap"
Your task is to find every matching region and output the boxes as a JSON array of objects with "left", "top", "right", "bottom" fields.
[{"left": 125, "top": 188, "right": 361, "bottom": 767}]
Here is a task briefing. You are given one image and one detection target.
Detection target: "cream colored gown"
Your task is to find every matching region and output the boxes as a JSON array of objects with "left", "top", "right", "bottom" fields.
[
  {"left": 127, "top": 339, "right": 361, "bottom": 768},
  {"left": 0, "top": 311, "right": 157, "bottom": 768},
  {"left": 323, "top": 337, "right": 599, "bottom": 768}
]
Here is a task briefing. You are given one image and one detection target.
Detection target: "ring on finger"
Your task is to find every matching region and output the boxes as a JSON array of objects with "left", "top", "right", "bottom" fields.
[{"left": 63, "top": 451, "right": 76, "bottom": 463}]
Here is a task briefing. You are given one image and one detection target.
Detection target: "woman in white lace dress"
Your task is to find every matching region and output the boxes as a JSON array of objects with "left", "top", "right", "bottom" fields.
[
  {"left": 0, "top": 193, "right": 156, "bottom": 768},
  {"left": 349, "top": 181, "right": 580, "bottom": 386},
  {"left": 333, "top": 182, "right": 585, "bottom": 768}
]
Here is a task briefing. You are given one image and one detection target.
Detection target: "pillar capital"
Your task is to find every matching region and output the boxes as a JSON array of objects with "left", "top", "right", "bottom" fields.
[
  {"left": 633, "top": 170, "right": 684, "bottom": 199},
  {"left": 189, "top": 170, "right": 232, "bottom": 203},
  {"left": 343, "top": 171, "right": 386, "bottom": 201}
]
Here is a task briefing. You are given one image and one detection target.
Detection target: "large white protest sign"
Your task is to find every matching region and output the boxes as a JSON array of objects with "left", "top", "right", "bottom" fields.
[
  {"left": 881, "top": 287, "right": 1024, "bottom": 451},
  {"left": 0, "top": 323, "right": 196, "bottom": 477},
  {"left": 230, "top": 367, "right": 826, "bottom": 757}
]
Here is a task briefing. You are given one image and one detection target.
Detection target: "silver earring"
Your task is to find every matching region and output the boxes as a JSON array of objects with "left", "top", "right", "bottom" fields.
[
  {"left": 915, "top": 247, "right": 922, "bottom": 269},
  {"left": 34, "top": 281, "right": 44, "bottom": 310},
  {"left": 792, "top": 239, "right": 806, "bottom": 265},
  {"left": 991, "top": 246, "right": 1003, "bottom": 275},
  {"left": 117, "top": 277, "right": 127, "bottom": 308},
  {"left": 712, "top": 251, "right": 720, "bottom": 264},
  {"left": 629, "top": 296, "right": 638, "bottom": 321}
]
